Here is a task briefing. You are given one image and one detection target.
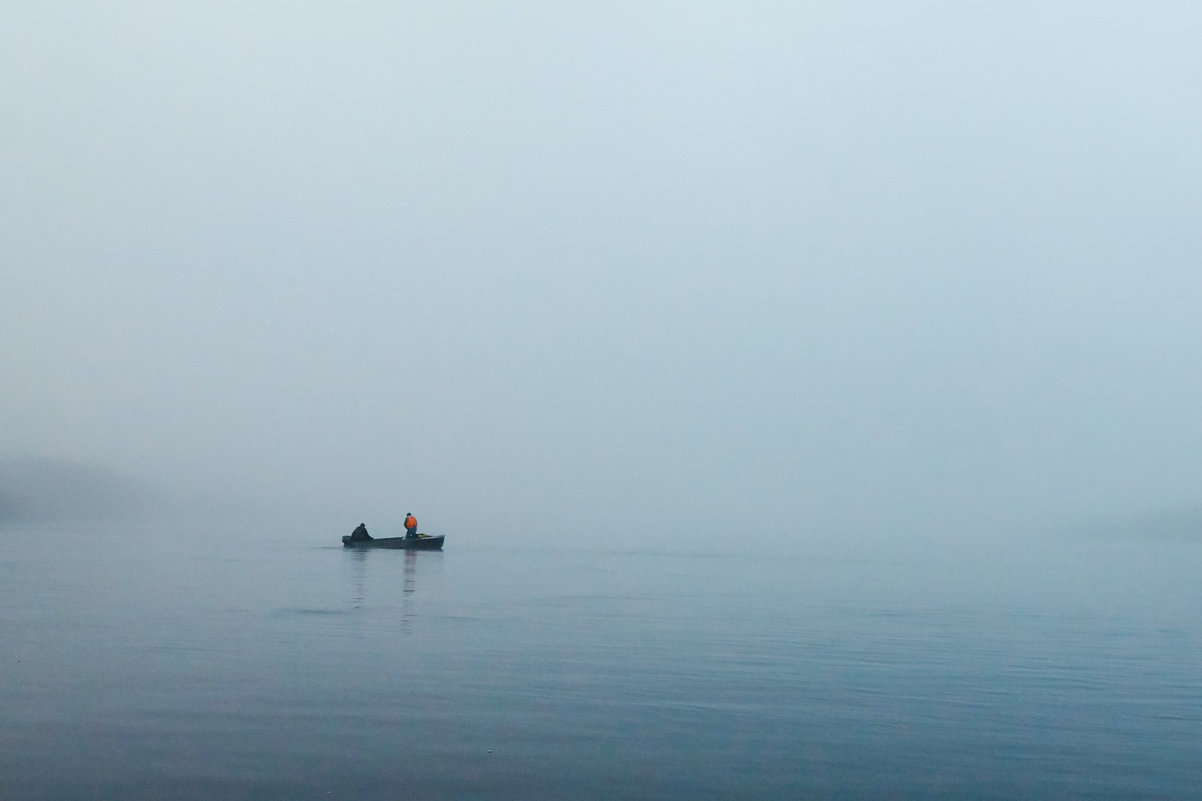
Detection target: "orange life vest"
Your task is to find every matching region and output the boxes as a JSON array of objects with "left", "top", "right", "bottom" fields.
[{"left": 404, "top": 515, "right": 417, "bottom": 529}]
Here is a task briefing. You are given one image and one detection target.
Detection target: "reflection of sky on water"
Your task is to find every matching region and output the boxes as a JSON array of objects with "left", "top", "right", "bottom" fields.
[{"left": 4, "top": 526, "right": 1202, "bottom": 799}]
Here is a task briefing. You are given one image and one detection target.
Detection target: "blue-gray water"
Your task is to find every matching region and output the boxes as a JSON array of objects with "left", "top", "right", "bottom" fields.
[{"left": 3, "top": 523, "right": 1201, "bottom": 800}]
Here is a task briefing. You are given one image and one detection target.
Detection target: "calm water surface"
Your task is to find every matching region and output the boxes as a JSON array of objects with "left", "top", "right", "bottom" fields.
[{"left": 2, "top": 523, "right": 1201, "bottom": 799}]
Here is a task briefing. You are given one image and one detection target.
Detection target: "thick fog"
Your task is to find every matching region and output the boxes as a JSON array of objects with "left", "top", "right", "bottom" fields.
[{"left": 4, "top": 3, "right": 1201, "bottom": 548}]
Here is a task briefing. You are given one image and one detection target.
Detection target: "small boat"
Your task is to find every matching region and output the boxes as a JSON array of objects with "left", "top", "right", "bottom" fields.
[{"left": 342, "top": 534, "right": 445, "bottom": 550}]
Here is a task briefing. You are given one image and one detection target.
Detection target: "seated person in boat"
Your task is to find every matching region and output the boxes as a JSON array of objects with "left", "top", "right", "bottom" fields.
[
  {"left": 348, "top": 523, "right": 373, "bottom": 542},
  {"left": 404, "top": 513, "right": 418, "bottom": 539}
]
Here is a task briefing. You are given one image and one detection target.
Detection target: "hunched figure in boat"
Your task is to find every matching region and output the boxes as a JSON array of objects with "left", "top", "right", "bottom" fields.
[{"left": 348, "top": 523, "right": 373, "bottom": 542}]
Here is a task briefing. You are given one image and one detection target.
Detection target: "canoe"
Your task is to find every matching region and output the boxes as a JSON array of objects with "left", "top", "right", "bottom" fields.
[{"left": 342, "top": 534, "right": 445, "bottom": 550}]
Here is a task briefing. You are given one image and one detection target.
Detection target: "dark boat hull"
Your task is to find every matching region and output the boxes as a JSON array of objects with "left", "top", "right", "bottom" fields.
[{"left": 342, "top": 535, "right": 444, "bottom": 550}]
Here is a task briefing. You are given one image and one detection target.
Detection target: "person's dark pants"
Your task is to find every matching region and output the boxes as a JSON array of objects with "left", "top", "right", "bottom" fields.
[{"left": 406, "top": 526, "right": 417, "bottom": 539}]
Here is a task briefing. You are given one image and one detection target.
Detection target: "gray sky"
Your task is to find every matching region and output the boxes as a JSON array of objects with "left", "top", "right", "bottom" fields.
[{"left": 4, "top": 2, "right": 1202, "bottom": 546}]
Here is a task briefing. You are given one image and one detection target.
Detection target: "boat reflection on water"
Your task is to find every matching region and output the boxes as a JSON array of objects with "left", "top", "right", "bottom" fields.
[
  {"left": 403, "top": 549, "right": 416, "bottom": 595},
  {"left": 345, "top": 544, "right": 440, "bottom": 627}
]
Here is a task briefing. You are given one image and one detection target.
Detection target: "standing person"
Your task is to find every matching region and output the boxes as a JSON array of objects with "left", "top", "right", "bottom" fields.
[{"left": 404, "top": 513, "right": 418, "bottom": 539}]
